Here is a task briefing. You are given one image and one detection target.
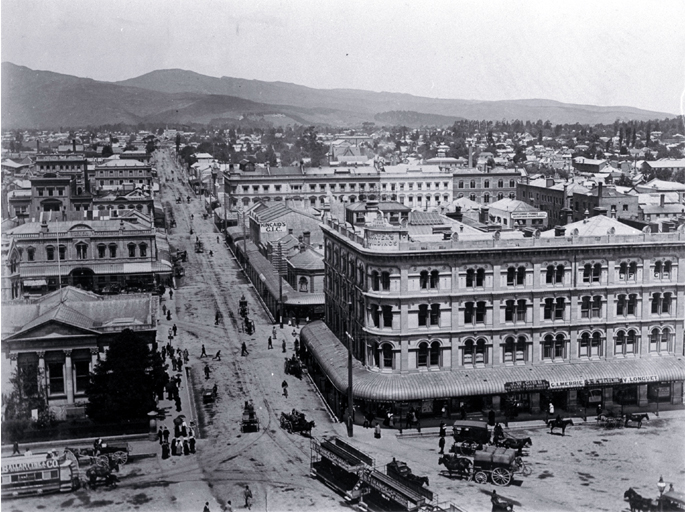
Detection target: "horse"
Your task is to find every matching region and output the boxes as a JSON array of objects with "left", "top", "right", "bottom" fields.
[
  {"left": 497, "top": 436, "right": 532, "bottom": 455},
  {"left": 546, "top": 418, "right": 574, "bottom": 435},
  {"left": 624, "top": 488, "right": 654, "bottom": 512},
  {"left": 438, "top": 454, "right": 473, "bottom": 478},
  {"left": 625, "top": 413, "right": 649, "bottom": 429}
]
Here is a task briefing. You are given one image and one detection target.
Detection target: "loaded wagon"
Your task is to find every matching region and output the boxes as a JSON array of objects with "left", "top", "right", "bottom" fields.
[
  {"left": 64, "top": 442, "right": 130, "bottom": 467},
  {"left": 439, "top": 445, "right": 517, "bottom": 486}
]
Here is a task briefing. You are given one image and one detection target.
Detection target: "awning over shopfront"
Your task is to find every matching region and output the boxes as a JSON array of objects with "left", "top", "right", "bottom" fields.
[
  {"left": 285, "top": 293, "right": 325, "bottom": 306},
  {"left": 300, "top": 321, "right": 685, "bottom": 402}
]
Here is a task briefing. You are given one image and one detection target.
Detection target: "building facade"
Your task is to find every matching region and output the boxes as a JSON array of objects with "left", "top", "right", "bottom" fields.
[
  {"left": 94, "top": 159, "right": 153, "bottom": 193},
  {"left": 452, "top": 167, "right": 521, "bottom": 206},
  {"left": 306, "top": 207, "right": 685, "bottom": 420}
]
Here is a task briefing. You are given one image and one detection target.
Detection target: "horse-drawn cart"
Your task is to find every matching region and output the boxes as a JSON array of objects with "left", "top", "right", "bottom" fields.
[
  {"left": 439, "top": 445, "right": 518, "bottom": 486},
  {"left": 280, "top": 409, "right": 315, "bottom": 436},
  {"left": 284, "top": 355, "right": 303, "bottom": 379},
  {"left": 64, "top": 442, "right": 130, "bottom": 467},
  {"left": 241, "top": 401, "right": 260, "bottom": 432}
]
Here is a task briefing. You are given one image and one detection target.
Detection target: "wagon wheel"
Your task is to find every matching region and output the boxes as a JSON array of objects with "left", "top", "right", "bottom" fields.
[
  {"left": 492, "top": 467, "right": 512, "bottom": 486},
  {"left": 114, "top": 451, "right": 128, "bottom": 465},
  {"left": 95, "top": 455, "right": 110, "bottom": 468},
  {"left": 473, "top": 471, "right": 488, "bottom": 484}
]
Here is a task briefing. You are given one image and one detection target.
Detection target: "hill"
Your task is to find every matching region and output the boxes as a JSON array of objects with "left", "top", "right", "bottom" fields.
[
  {"left": 1, "top": 63, "right": 674, "bottom": 129},
  {"left": 117, "top": 68, "right": 673, "bottom": 125}
]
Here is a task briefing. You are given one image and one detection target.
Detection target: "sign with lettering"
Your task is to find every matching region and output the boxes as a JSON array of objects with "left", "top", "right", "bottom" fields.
[
  {"left": 260, "top": 221, "right": 287, "bottom": 233},
  {"left": 623, "top": 375, "right": 659, "bottom": 384},
  {"left": 366, "top": 231, "right": 399, "bottom": 249},
  {"left": 1, "top": 458, "right": 59, "bottom": 474},
  {"left": 549, "top": 380, "right": 584, "bottom": 389},
  {"left": 504, "top": 380, "right": 549, "bottom": 392},
  {"left": 584, "top": 377, "right": 623, "bottom": 386},
  {"left": 511, "top": 212, "right": 548, "bottom": 220}
]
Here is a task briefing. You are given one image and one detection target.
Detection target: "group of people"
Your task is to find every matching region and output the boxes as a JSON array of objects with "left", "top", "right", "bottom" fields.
[{"left": 159, "top": 420, "right": 196, "bottom": 459}]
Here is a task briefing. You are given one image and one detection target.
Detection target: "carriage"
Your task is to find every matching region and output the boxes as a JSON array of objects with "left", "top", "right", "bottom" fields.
[
  {"left": 451, "top": 420, "right": 491, "bottom": 455},
  {"left": 195, "top": 240, "right": 204, "bottom": 253},
  {"left": 597, "top": 410, "right": 624, "bottom": 429},
  {"left": 284, "top": 355, "right": 303, "bottom": 379},
  {"left": 494, "top": 432, "right": 533, "bottom": 456},
  {"left": 280, "top": 409, "right": 315, "bottom": 436},
  {"left": 238, "top": 296, "right": 248, "bottom": 317},
  {"left": 64, "top": 441, "right": 130, "bottom": 467},
  {"left": 386, "top": 458, "right": 433, "bottom": 500},
  {"left": 439, "top": 445, "right": 518, "bottom": 486},
  {"left": 241, "top": 400, "right": 260, "bottom": 432},
  {"left": 203, "top": 383, "right": 218, "bottom": 404}
]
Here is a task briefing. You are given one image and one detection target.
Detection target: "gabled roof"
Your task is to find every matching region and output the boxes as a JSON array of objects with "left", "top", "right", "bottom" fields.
[
  {"left": 409, "top": 211, "right": 444, "bottom": 226},
  {"left": 540, "top": 215, "right": 642, "bottom": 238},
  {"left": 252, "top": 202, "right": 291, "bottom": 223},
  {"left": 488, "top": 198, "right": 539, "bottom": 213},
  {"left": 288, "top": 247, "right": 324, "bottom": 271}
]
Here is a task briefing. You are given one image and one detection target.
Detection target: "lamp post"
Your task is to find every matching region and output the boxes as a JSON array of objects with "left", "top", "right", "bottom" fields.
[
  {"left": 658, "top": 476, "right": 666, "bottom": 512},
  {"left": 344, "top": 300, "right": 354, "bottom": 438}
]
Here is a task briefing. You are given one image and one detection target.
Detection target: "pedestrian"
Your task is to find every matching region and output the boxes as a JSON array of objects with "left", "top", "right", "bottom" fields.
[
  {"left": 203, "top": 501, "right": 210, "bottom": 512},
  {"left": 162, "top": 304, "right": 167, "bottom": 315},
  {"left": 158, "top": 426, "right": 164, "bottom": 444},
  {"left": 244, "top": 485, "right": 253, "bottom": 510},
  {"left": 169, "top": 289, "right": 173, "bottom": 300},
  {"left": 201, "top": 344, "right": 208, "bottom": 358},
  {"left": 12, "top": 441, "right": 20, "bottom": 455},
  {"left": 282, "top": 380, "right": 288, "bottom": 398},
  {"left": 167, "top": 310, "right": 172, "bottom": 321},
  {"left": 460, "top": 403, "right": 467, "bottom": 420},
  {"left": 169, "top": 327, "right": 174, "bottom": 339},
  {"left": 189, "top": 422, "right": 196, "bottom": 454},
  {"left": 217, "top": 236, "right": 220, "bottom": 244},
  {"left": 488, "top": 409, "right": 496, "bottom": 426},
  {"left": 272, "top": 326, "right": 277, "bottom": 339},
  {"left": 374, "top": 422, "right": 381, "bottom": 439},
  {"left": 546, "top": 401, "right": 554, "bottom": 421},
  {"left": 173, "top": 324, "right": 178, "bottom": 336},
  {"left": 438, "top": 436, "right": 446, "bottom": 454},
  {"left": 184, "top": 348, "right": 189, "bottom": 363},
  {"left": 242, "top": 342, "right": 249, "bottom": 356},
  {"left": 163, "top": 426, "right": 170, "bottom": 442},
  {"left": 212, "top": 350, "right": 222, "bottom": 361},
  {"left": 225, "top": 500, "right": 232, "bottom": 512},
  {"left": 439, "top": 421, "right": 446, "bottom": 438},
  {"left": 204, "top": 364, "right": 211, "bottom": 380},
  {"left": 282, "top": 339, "right": 286, "bottom": 353},
  {"left": 161, "top": 440, "right": 170, "bottom": 459},
  {"left": 183, "top": 438, "right": 190, "bottom": 455},
  {"left": 267, "top": 336, "right": 273, "bottom": 349}
]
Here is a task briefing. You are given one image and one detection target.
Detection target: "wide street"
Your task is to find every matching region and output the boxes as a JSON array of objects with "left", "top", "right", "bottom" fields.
[{"left": 6, "top": 149, "right": 683, "bottom": 512}]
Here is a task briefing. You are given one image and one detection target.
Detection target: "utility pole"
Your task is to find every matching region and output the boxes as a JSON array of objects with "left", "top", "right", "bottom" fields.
[
  {"left": 277, "top": 242, "right": 284, "bottom": 328},
  {"left": 345, "top": 300, "right": 354, "bottom": 437}
]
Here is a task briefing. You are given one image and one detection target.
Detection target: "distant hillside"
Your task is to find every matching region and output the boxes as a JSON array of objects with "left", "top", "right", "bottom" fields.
[
  {"left": 117, "top": 68, "right": 673, "bottom": 124},
  {"left": 1, "top": 62, "right": 675, "bottom": 129}
]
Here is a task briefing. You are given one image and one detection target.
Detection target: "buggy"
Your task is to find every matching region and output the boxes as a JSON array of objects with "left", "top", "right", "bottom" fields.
[
  {"left": 195, "top": 240, "right": 204, "bottom": 253},
  {"left": 280, "top": 409, "right": 315, "bottom": 436},
  {"left": 241, "top": 400, "right": 260, "bottom": 432},
  {"left": 451, "top": 420, "right": 491, "bottom": 455},
  {"left": 203, "top": 384, "right": 218, "bottom": 404},
  {"left": 64, "top": 441, "right": 130, "bottom": 467},
  {"left": 439, "top": 445, "right": 518, "bottom": 486},
  {"left": 284, "top": 355, "right": 303, "bottom": 379}
]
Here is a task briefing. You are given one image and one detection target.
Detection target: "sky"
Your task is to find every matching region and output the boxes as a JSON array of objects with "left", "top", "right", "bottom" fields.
[{"left": 2, "top": 0, "right": 685, "bottom": 115}]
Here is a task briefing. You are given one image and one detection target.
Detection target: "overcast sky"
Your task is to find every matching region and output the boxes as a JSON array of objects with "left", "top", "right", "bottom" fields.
[{"left": 3, "top": 0, "right": 684, "bottom": 115}]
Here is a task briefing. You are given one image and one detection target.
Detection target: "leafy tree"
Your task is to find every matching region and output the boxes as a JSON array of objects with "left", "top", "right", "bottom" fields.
[
  {"left": 86, "top": 329, "right": 165, "bottom": 422},
  {"left": 101, "top": 145, "right": 114, "bottom": 158},
  {"left": 615, "top": 174, "right": 633, "bottom": 187}
]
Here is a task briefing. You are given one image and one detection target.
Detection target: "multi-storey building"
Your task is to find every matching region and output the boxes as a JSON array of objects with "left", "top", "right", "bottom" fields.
[
  {"left": 301, "top": 204, "right": 685, "bottom": 420},
  {"left": 452, "top": 167, "right": 521, "bottom": 205},
  {"left": 4, "top": 217, "right": 172, "bottom": 297},
  {"left": 517, "top": 177, "right": 590, "bottom": 226},
  {"left": 571, "top": 183, "right": 640, "bottom": 222},
  {"left": 93, "top": 159, "right": 153, "bottom": 193}
]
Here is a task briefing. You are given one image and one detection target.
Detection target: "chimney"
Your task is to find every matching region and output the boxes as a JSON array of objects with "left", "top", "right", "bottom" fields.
[
  {"left": 660, "top": 194, "right": 665, "bottom": 208},
  {"left": 546, "top": 178, "right": 555, "bottom": 188},
  {"left": 594, "top": 206, "right": 608, "bottom": 217},
  {"left": 554, "top": 225, "right": 566, "bottom": 237},
  {"left": 597, "top": 182, "right": 603, "bottom": 198},
  {"left": 560, "top": 207, "right": 572, "bottom": 226},
  {"left": 72, "top": 139, "right": 76, "bottom": 152},
  {"left": 454, "top": 205, "right": 463, "bottom": 222},
  {"left": 300, "top": 243, "right": 306, "bottom": 253},
  {"left": 479, "top": 206, "right": 489, "bottom": 224},
  {"left": 303, "top": 231, "right": 311, "bottom": 245},
  {"left": 468, "top": 145, "right": 473, "bottom": 168}
]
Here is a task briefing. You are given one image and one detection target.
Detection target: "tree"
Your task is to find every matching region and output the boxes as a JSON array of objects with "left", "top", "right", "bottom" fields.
[
  {"left": 101, "top": 145, "right": 113, "bottom": 158},
  {"left": 175, "top": 132, "right": 181, "bottom": 153},
  {"left": 86, "top": 329, "right": 165, "bottom": 422}
]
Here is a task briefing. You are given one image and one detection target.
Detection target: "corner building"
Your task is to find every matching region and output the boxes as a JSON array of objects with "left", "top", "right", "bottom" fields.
[{"left": 302, "top": 206, "right": 685, "bottom": 421}]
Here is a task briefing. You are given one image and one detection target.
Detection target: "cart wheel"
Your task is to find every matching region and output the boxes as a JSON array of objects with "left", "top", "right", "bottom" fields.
[
  {"left": 96, "top": 455, "right": 110, "bottom": 468},
  {"left": 492, "top": 467, "right": 512, "bottom": 486},
  {"left": 114, "top": 451, "right": 128, "bottom": 465},
  {"left": 473, "top": 471, "right": 488, "bottom": 484}
]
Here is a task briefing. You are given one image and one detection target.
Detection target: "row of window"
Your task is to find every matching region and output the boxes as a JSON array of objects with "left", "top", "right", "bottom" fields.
[
  {"left": 456, "top": 192, "right": 515, "bottom": 202},
  {"left": 27, "top": 242, "right": 148, "bottom": 261},
  {"left": 36, "top": 188, "right": 65, "bottom": 197},
  {"left": 457, "top": 179, "right": 516, "bottom": 189},
  {"left": 96, "top": 169, "right": 150, "bottom": 176},
  {"left": 366, "top": 293, "right": 674, "bottom": 330},
  {"left": 372, "top": 328, "right": 674, "bottom": 370},
  {"left": 99, "top": 179, "right": 150, "bottom": 187},
  {"left": 366, "top": 260, "right": 675, "bottom": 292}
]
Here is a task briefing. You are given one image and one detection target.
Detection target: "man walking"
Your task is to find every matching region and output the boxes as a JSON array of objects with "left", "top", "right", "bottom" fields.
[
  {"left": 173, "top": 324, "right": 178, "bottom": 336},
  {"left": 281, "top": 339, "right": 286, "bottom": 353},
  {"left": 241, "top": 342, "right": 249, "bottom": 357},
  {"left": 213, "top": 350, "right": 222, "bottom": 361},
  {"left": 169, "top": 289, "right": 173, "bottom": 300},
  {"left": 267, "top": 336, "right": 273, "bottom": 349},
  {"left": 204, "top": 364, "right": 211, "bottom": 380},
  {"left": 243, "top": 485, "right": 253, "bottom": 510},
  {"left": 201, "top": 344, "right": 207, "bottom": 358},
  {"left": 438, "top": 435, "right": 446, "bottom": 454}
]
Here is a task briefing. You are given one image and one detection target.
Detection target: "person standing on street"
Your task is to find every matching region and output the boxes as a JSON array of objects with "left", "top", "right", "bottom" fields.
[
  {"left": 173, "top": 324, "right": 177, "bottom": 336},
  {"left": 244, "top": 485, "right": 253, "bottom": 510},
  {"left": 241, "top": 342, "right": 249, "bottom": 357},
  {"left": 374, "top": 422, "right": 382, "bottom": 439},
  {"left": 438, "top": 435, "right": 446, "bottom": 454},
  {"left": 282, "top": 339, "right": 286, "bottom": 353},
  {"left": 267, "top": 336, "right": 273, "bottom": 349},
  {"left": 203, "top": 502, "right": 210, "bottom": 512},
  {"left": 169, "top": 289, "right": 173, "bottom": 300},
  {"left": 204, "top": 364, "right": 211, "bottom": 380},
  {"left": 282, "top": 380, "right": 288, "bottom": 398}
]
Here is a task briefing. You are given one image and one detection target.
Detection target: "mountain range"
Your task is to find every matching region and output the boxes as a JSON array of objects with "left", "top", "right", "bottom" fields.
[{"left": 1, "top": 62, "right": 673, "bottom": 130}]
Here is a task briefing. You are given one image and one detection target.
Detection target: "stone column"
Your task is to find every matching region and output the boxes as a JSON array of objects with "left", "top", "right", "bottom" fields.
[
  {"left": 567, "top": 389, "right": 578, "bottom": 409},
  {"left": 603, "top": 387, "right": 614, "bottom": 408},
  {"left": 637, "top": 384, "right": 648, "bottom": 407},
  {"left": 530, "top": 392, "right": 541, "bottom": 413},
  {"left": 37, "top": 351, "right": 47, "bottom": 394},
  {"left": 90, "top": 348, "right": 99, "bottom": 370},
  {"left": 64, "top": 350, "right": 74, "bottom": 404}
]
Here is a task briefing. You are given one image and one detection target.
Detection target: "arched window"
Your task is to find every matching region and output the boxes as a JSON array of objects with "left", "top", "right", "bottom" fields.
[
  {"left": 615, "top": 330, "right": 625, "bottom": 354},
  {"left": 661, "top": 328, "right": 671, "bottom": 352},
  {"left": 109, "top": 244, "right": 117, "bottom": 258},
  {"left": 475, "top": 338, "right": 487, "bottom": 364},
  {"left": 545, "top": 265, "right": 555, "bottom": 284},
  {"left": 419, "top": 270, "right": 429, "bottom": 289},
  {"left": 128, "top": 243, "right": 136, "bottom": 258},
  {"left": 469, "top": 193, "right": 476, "bottom": 201},
  {"left": 430, "top": 341, "right": 441, "bottom": 367},
  {"left": 97, "top": 244, "right": 106, "bottom": 259},
  {"left": 498, "top": 179, "right": 504, "bottom": 188},
  {"left": 381, "top": 344, "right": 394, "bottom": 369},
  {"left": 580, "top": 332, "right": 591, "bottom": 357},
  {"left": 649, "top": 328, "right": 660, "bottom": 352},
  {"left": 59, "top": 245, "right": 67, "bottom": 260},
  {"left": 497, "top": 192, "right": 504, "bottom": 200},
  {"left": 298, "top": 277, "right": 308, "bottom": 292},
  {"left": 139, "top": 243, "right": 147, "bottom": 258},
  {"left": 626, "top": 330, "right": 636, "bottom": 354},
  {"left": 466, "top": 268, "right": 475, "bottom": 287},
  {"left": 418, "top": 342, "right": 428, "bottom": 367},
  {"left": 430, "top": 270, "right": 439, "bottom": 289},
  {"left": 381, "top": 271, "right": 391, "bottom": 291},
  {"left": 484, "top": 180, "right": 490, "bottom": 189},
  {"left": 463, "top": 339, "right": 474, "bottom": 365},
  {"left": 476, "top": 268, "right": 485, "bottom": 287},
  {"left": 483, "top": 193, "right": 490, "bottom": 203},
  {"left": 371, "top": 270, "right": 380, "bottom": 291},
  {"left": 591, "top": 332, "right": 602, "bottom": 356},
  {"left": 46, "top": 245, "right": 55, "bottom": 261},
  {"left": 470, "top": 180, "right": 476, "bottom": 189},
  {"left": 27, "top": 247, "right": 35, "bottom": 261}
]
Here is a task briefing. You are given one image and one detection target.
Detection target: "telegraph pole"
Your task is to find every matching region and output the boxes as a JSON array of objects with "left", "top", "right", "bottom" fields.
[
  {"left": 345, "top": 300, "right": 354, "bottom": 437},
  {"left": 277, "top": 242, "right": 284, "bottom": 328}
]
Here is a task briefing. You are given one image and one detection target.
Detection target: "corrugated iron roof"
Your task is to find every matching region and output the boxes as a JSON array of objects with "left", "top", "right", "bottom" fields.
[{"left": 300, "top": 321, "right": 685, "bottom": 401}]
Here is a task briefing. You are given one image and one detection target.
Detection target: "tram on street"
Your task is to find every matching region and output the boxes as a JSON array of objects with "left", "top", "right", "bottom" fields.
[{"left": 1, "top": 454, "right": 75, "bottom": 498}]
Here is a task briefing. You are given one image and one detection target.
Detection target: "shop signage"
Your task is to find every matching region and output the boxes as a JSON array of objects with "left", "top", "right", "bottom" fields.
[
  {"left": 549, "top": 380, "right": 584, "bottom": 389},
  {"left": 584, "top": 377, "right": 622, "bottom": 386},
  {"left": 504, "top": 380, "right": 549, "bottom": 392},
  {"left": 366, "top": 231, "right": 399, "bottom": 249},
  {"left": 623, "top": 375, "right": 659, "bottom": 384},
  {"left": 1, "top": 458, "right": 59, "bottom": 474},
  {"left": 260, "top": 221, "right": 287, "bottom": 233},
  {"left": 511, "top": 211, "right": 548, "bottom": 220}
]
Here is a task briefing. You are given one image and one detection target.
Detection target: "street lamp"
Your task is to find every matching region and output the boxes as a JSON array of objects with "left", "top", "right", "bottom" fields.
[{"left": 658, "top": 476, "right": 666, "bottom": 512}]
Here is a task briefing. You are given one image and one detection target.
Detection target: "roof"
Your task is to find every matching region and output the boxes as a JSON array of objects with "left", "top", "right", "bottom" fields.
[
  {"left": 345, "top": 201, "right": 411, "bottom": 212},
  {"left": 409, "top": 211, "right": 444, "bottom": 226},
  {"left": 638, "top": 179, "right": 685, "bottom": 191},
  {"left": 96, "top": 159, "right": 149, "bottom": 168},
  {"left": 540, "top": 215, "right": 643, "bottom": 238},
  {"left": 640, "top": 204, "right": 685, "bottom": 215},
  {"left": 284, "top": 293, "right": 325, "bottom": 306},
  {"left": 252, "top": 202, "right": 291, "bottom": 223},
  {"left": 288, "top": 248, "right": 324, "bottom": 271},
  {"left": 488, "top": 198, "right": 539, "bottom": 213},
  {"left": 300, "top": 321, "right": 685, "bottom": 401},
  {"left": 644, "top": 159, "right": 685, "bottom": 169}
]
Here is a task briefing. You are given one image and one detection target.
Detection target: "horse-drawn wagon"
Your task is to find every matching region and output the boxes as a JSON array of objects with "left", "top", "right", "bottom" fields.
[
  {"left": 451, "top": 420, "right": 491, "bottom": 455},
  {"left": 64, "top": 441, "right": 130, "bottom": 467},
  {"left": 284, "top": 355, "right": 303, "bottom": 379},
  {"left": 280, "top": 409, "right": 315, "bottom": 436},
  {"left": 241, "top": 400, "right": 260, "bottom": 432},
  {"left": 439, "top": 445, "right": 518, "bottom": 486},
  {"left": 386, "top": 458, "right": 433, "bottom": 500}
]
